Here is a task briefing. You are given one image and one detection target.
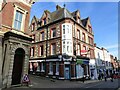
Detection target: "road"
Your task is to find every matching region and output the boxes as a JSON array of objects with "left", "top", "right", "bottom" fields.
[
  {"left": 29, "top": 75, "right": 119, "bottom": 89},
  {"left": 3, "top": 75, "right": 120, "bottom": 90}
]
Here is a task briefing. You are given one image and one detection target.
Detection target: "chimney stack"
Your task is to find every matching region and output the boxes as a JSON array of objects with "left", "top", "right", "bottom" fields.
[
  {"left": 56, "top": 5, "right": 61, "bottom": 10},
  {"left": 94, "top": 43, "right": 96, "bottom": 47}
]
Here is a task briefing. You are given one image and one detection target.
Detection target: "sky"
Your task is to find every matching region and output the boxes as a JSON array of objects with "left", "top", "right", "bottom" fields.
[{"left": 30, "top": 2, "right": 118, "bottom": 58}]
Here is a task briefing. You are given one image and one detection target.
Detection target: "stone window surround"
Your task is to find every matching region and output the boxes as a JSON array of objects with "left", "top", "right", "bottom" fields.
[{"left": 12, "top": 4, "right": 28, "bottom": 32}]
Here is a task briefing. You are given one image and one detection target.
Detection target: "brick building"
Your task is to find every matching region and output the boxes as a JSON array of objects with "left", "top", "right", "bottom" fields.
[
  {"left": 29, "top": 5, "right": 95, "bottom": 80},
  {"left": 0, "top": 0, "right": 34, "bottom": 88}
]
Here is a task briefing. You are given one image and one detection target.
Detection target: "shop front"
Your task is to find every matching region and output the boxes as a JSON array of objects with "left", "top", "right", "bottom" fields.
[{"left": 76, "top": 57, "right": 90, "bottom": 80}]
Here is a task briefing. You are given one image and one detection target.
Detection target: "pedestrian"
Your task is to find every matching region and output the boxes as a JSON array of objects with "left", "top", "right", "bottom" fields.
[
  {"left": 98, "top": 74, "right": 100, "bottom": 80},
  {"left": 110, "top": 73, "right": 114, "bottom": 82},
  {"left": 104, "top": 72, "right": 107, "bottom": 82},
  {"left": 101, "top": 73, "right": 104, "bottom": 79},
  {"left": 82, "top": 75, "right": 85, "bottom": 83}
]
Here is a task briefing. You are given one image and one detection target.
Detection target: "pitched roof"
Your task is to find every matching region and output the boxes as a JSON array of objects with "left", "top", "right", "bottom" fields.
[
  {"left": 38, "top": 5, "right": 90, "bottom": 28},
  {"left": 48, "top": 8, "right": 74, "bottom": 23}
]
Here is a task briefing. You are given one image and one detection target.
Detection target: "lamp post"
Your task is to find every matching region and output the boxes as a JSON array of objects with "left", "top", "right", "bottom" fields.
[{"left": 0, "top": 0, "right": 7, "bottom": 12}]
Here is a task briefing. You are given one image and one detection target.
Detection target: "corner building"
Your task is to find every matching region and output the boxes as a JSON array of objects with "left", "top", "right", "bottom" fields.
[{"left": 29, "top": 5, "right": 95, "bottom": 80}]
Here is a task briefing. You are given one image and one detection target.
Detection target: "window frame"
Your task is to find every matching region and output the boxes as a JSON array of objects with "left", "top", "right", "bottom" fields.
[
  {"left": 51, "top": 43, "right": 56, "bottom": 55},
  {"left": 51, "top": 28, "right": 56, "bottom": 38},
  {"left": 40, "top": 31, "right": 44, "bottom": 41},
  {"left": 30, "top": 47, "right": 35, "bottom": 57},
  {"left": 12, "top": 4, "right": 27, "bottom": 32}
]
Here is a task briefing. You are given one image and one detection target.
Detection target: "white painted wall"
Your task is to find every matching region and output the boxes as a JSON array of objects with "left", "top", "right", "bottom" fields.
[
  {"left": 62, "top": 23, "right": 73, "bottom": 55},
  {"left": 94, "top": 47, "right": 104, "bottom": 66}
]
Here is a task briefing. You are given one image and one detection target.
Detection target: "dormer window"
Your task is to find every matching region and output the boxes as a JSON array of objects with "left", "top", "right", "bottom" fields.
[
  {"left": 31, "top": 23, "right": 35, "bottom": 31},
  {"left": 43, "top": 18, "right": 46, "bottom": 25},
  {"left": 88, "top": 25, "right": 92, "bottom": 33},
  {"left": 77, "top": 17, "right": 80, "bottom": 23}
]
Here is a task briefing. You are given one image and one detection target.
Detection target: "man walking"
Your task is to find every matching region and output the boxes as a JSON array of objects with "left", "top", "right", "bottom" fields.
[{"left": 104, "top": 72, "right": 107, "bottom": 82}]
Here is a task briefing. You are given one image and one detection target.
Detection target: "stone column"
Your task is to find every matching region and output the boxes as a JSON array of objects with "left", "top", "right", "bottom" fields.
[
  {"left": 23, "top": 54, "right": 29, "bottom": 75},
  {"left": 0, "top": 31, "right": 3, "bottom": 88},
  {"left": 0, "top": 35, "right": 3, "bottom": 88}
]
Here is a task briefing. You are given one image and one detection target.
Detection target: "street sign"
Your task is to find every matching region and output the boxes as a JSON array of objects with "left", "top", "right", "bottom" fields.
[{"left": 22, "top": 74, "right": 30, "bottom": 83}]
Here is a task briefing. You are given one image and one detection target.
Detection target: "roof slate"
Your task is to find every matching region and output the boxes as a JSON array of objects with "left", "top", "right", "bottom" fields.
[{"left": 37, "top": 6, "right": 89, "bottom": 28}]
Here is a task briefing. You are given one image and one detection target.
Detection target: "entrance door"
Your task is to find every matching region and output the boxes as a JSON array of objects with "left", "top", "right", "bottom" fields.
[
  {"left": 12, "top": 48, "right": 25, "bottom": 85},
  {"left": 64, "top": 65, "right": 70, "bottom": 79}
]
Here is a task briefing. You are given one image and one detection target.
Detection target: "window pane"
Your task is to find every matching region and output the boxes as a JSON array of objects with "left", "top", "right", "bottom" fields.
[
  {"left": 63, "top": 29, "right": 65, "bottom": 34},
  {"left": 15, "top": 11, "right": 19, "bottom": 20},
  {"left": 19, "top": 12, "right": 23, "bottom": 22},
  {"left": 51, "top": 44, "right": 56, "bottom": 55},
  {"left": 63, "top": 45, "right": 65, "bottom": 52},
  {"left": 42, "top": 32, "right": 44, "bottom": 40},
  {"left": 53, "top": 30, "right": 56, "bottom": 37},
  {"left": 41, "top": 45, "right": 44, "bottom": 55},
  {"left": 14, "top": 21, "right": 17, "bottom": 29},
  {"left": 14, "top": 11, "right": 22, "bottom": 30},
  {"left": 17, "top": 22, "right": 21, "bottom": 30}
]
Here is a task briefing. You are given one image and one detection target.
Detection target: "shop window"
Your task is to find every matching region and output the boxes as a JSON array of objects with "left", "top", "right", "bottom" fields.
[
  {"left": 49, "top": 62, "right": 53, "bottom": 75},
  {"left": 56, "top": 62, "right": 59, "bottom": 75},
  {"left": 41, "top": 63, "right": 45, "bottom": 72}
]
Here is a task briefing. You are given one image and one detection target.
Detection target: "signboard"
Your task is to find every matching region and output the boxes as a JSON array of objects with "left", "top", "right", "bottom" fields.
[
  {"left": 81, "top": 50, "right": 87, "bottom": 55},
  {"left": 22, "top": 74, "right": 30, "bottom": 83},
  {"left": 76, "top": 59, "right": 83, "bottom": 64},
  {"left": 77, "top": 59, "right": 89, "bottom": 65}
]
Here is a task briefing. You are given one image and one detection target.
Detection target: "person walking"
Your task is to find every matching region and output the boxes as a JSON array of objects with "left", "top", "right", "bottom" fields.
[
  {"left": 82, "top": 75, "right": 86, "bottom": 83},
  {"left": 104, "top": 72, "right": 107, "bottom": 82},
  {"left": 110, "top": 73, "right": 114, "bottom": 82}
]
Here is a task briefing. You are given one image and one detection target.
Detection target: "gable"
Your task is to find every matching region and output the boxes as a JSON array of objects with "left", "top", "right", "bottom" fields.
[{"left": 86, "top": 17, "right": 92, "bottom": 32}]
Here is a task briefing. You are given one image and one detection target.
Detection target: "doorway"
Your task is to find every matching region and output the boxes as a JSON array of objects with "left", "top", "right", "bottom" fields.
[
  {"left": 11, "top": 48, "right": 25, "bottom": 85},
  {"left": 64, "top": 64, "right": 70, "bottom": 79}
]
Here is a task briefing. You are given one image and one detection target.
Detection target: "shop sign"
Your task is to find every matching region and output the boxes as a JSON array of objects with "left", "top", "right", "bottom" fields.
[
  {"left": 76, "top": 59, "right": 83, "bottom": 64},
  {"left": 76, "top": 59, "right": 89, "bottom": 64}
]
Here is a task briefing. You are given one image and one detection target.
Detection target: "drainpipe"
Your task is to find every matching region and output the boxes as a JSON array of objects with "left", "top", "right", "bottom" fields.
[
  {"left": 45, "top": 26, "right": 48, "bottom": 76},
  {"left": 73, "top": 22, "right": 77, "bottom": 80}
]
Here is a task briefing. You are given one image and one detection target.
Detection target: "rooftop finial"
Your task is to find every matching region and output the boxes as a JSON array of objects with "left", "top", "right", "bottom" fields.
[{"left": 63, "top": 3, "right": 66, "bottom": 8}]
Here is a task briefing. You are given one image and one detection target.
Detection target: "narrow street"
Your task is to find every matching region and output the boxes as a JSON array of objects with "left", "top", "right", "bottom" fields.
[
  {"left": 28, "top": 75, "right": 119, "bottom": 89},
  {"left": 3, "top": 75, "right": 120, "bottom": 90}
]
